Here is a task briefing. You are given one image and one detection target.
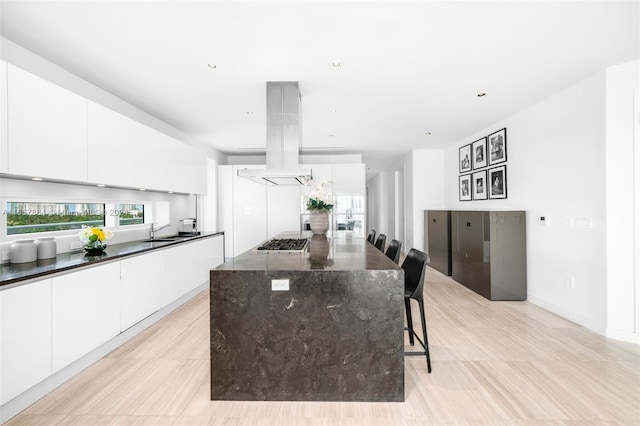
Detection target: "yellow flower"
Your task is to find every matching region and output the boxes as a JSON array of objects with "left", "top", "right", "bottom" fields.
[{"left": 92, "top": 227, "right": 105, "bottom": 241}]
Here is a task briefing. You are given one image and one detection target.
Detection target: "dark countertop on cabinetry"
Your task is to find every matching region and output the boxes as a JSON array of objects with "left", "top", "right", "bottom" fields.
[{"left": 0, "top": 231, "right": 224, "bottom": 289}]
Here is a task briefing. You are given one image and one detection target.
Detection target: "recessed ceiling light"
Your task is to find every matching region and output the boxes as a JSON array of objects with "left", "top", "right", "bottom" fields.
[
  {"left": 207, "top": 63, "right": 217, "bottom": 69},
  {"left": 31, "top": 177, "right": 43, "bottom": 181},
  {"left": 97, "top": 184, "right": 106, "bottom": 187},
  {"left": 477, "top": 92, "right": 486, "bottom": 97},
  {"left": 168, "top": 191, "right": 174, "bottom": 194},
  {"left": 328, "top": 134, "right": 335, "bottom": 137},
  {"left": 246, "top": 111, "right": 253, "bottom": 115},
  {"left": 425, "top": 132, "right": 432, "bottom": 135},
  {"left": 331, "top": 61, "right": 341, "bottom": 67},
  {"left": 331, "top": 109, "right": 337, "bottom": 113},
  {"left": 139, "top": 188, "right": 146, "bottom": 191}
]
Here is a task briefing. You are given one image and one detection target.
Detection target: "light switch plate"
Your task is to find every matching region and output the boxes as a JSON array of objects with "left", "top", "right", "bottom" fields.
[{"left": 271, "top": 279, "right": 289, "bottom": 291}]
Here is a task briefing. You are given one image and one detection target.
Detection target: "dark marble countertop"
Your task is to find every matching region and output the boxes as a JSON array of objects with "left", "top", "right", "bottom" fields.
[
  {"left": 216, "top": 231, "right": 400, "bottom": 272},
  {"left": 0, "top": 231, "right": 224, "bottom": 289}
]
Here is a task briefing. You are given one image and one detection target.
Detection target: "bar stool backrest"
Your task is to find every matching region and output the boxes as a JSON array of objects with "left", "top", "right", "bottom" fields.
[
  {"left": 367, "top": 230, "right": 376, "bottom": 244},
  {"left": 402, "top": 248, "right": 427, "bottom": 299},
  {"left": 374, "top": 234, "right": 387, "bottom": 252},
  {"left": 385, "top": 239, "right": 402, "bottom": 264}
]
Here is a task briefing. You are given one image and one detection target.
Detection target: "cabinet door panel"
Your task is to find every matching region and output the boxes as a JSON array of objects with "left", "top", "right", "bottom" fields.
[
  {"left": 7, "top": 64, "right": 87, "bottom": 181},
  {"left": 120, "top": 252, "right": 162, "bottom": 331},
  {"left": 87, "top": 102, "right": 136, "bottom": 187},
  {"left": 1, "top": 279, "right": 52, "bottom": 404},
  {"left": 52, "top": 262, "right": 120, "bottom": 373}
]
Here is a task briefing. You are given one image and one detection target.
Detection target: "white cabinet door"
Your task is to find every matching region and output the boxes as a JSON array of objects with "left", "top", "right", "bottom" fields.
[
  {"left": 0, "top": 60, "right": 7, "bottom": 173},
  {"left": 232, "top": 165, "right": 267, "bottom": 257},
  {"left": 0, "top": 279, "right": 52, "bottom": 404},
  {"left": 161, "top": 236, "right": 224, "bottom": 307},
  {"left": 267, "top": 185, "right": 301, "bottom": 238},
  {"left": 7, "top": 64, "right": 88, "bottom": 181},
  {"left": 87, "top": 102, "right": 137, "bottom": 187},
  {"left": 52, "top": 262, "right": 120, "bottom": 373},
  {"left": 120, "top": 252, "right": 162, "bottom": 331},
  {"left": 134, "top": 125, "right": 172, "bottom": 191}
]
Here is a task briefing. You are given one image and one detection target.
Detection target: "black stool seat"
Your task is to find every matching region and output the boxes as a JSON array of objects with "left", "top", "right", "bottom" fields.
[{"left": 402, "top": 248, "right": 432, "bottom": 373}]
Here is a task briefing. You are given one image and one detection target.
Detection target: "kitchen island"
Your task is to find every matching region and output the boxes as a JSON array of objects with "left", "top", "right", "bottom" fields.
[{"left": 209, "top": 232, "right": 405, "bottom": 402}]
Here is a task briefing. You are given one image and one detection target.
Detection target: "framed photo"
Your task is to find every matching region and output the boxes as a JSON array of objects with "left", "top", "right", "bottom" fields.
[
  {"left": 472, "top": 170, "right": 487, "bottom": 200},
  {"left": 459, "top": 144, "right": 471, "bottom": 173},
  {"left": 488, "top": 128, "right": 507, "bottom": 166},
  {"left": 472, "top": 137, "right": 487, "bottom": 170},
  {"left": 459, "top": 174, "right": 472, "bottom": 201},
  {"left": 488, "top": 165, "right": 507, "bottom": 199}
]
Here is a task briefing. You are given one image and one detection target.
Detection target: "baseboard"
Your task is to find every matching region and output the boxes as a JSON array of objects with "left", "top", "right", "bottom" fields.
[
  {"left": 526, "top": 294, "right": 608, "bottom": 337},
  {"left": 606, "top": 327, "right": 640, "bottom": 345}
]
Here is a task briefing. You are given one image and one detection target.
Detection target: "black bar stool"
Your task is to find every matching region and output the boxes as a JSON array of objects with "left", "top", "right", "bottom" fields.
[
  {"left": 367, "top": 229, "right": 376, "bottom": 244},
  {"left": 402, "top": 248, "right": 432, "bottom": 373},
  {"left": 385, "top": 239, "right": 402, "bottom": 264},
  {"left": 374, "top": 234, "right": 386, "bottom": 252}
]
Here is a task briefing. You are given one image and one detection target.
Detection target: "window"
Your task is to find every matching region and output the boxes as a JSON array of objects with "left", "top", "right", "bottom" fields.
[
  {"left": 6, "top": 202, "right": 105, "bottom": 235},
  {"left": 118, "top": 204, "right": 144, "bottom": 226}
]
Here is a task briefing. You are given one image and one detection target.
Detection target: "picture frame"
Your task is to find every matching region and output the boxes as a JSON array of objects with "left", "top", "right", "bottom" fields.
[
  {"left": 472, "top": 170, "right": 487, "bottom": 200},
  {"left": 459, "top": 174, "right": 472, "bottom": 201},
  {"left": 488, "top": 165, "right": 507, "bottom": 199},
  {"left": 472, "top": 137, "right": 487, "bottom": 170},
  {"left": 488, "top": 128, "right": 507, "bottom": 166},
  {"left": 459, "top": 144, "right": 472, "bottom": 173}
]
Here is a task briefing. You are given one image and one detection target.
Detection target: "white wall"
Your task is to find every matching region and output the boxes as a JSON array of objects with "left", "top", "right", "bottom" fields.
[
  {"left": 367, "top": 150, "right": 444, "bottom": 252},
  {"left": 444, "top": 71, "right": 609, "bottom": 334},
  {"left": 605, "top": 60, "right": 639, "bottom": 342}
]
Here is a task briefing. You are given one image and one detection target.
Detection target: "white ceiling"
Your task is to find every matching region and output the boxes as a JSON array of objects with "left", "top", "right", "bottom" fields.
[{"left": 0, "top": 1, "right": 638, "bottom": 178}]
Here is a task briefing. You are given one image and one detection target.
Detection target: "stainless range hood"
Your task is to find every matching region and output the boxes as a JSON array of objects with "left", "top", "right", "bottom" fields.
[{"left": 237, "top": 82, "right": 312, "bottom": 185}]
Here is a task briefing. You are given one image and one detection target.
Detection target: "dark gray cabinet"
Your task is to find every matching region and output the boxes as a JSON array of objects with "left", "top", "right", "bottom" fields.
[
  {"left": 451, "top": 210, "right": 526, "bottom": 301},
  {"left": 425, "top": 210, "right": 452, "bottom": 276}
]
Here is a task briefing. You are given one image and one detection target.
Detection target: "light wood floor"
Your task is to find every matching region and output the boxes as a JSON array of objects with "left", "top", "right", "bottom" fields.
[{"left": 6, "top": 268, "right": 640, "bottom": 425}]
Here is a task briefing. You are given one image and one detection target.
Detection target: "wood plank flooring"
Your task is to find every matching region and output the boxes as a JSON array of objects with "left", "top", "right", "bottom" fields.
[{"left": 6, "top": 268, "right": 640, "bottom": 425}]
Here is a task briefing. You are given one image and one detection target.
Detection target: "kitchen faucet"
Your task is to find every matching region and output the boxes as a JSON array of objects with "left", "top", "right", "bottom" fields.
[{"left": 149, "top": 223, "right": 171, "bottom": 240}]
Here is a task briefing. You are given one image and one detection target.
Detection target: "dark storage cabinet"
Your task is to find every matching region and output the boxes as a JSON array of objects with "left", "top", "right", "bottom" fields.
[
  {"left": 451, "top": 210, "right": 526, "bottom": 301},
  {"left": 425, "top": 210, "right": 452, "bottom": 276}
]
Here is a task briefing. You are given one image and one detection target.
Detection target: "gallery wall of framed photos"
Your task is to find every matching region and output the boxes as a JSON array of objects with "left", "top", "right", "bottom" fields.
[{"left": 458, "top": 128, "right": 507, "bottom": 201}]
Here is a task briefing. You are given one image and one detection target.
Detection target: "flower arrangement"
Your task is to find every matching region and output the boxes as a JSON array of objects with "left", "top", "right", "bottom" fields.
[
  {"left": 305, "top": 179, "right": 334, "bottom": 212},
  {"left": 78, "top": 226, "right": 113, "bottom": 251}
]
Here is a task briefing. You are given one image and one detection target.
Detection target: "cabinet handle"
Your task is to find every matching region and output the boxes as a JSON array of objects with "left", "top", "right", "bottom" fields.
[{"left": 466, "top": 222, "right": 471, "bottom": 227}]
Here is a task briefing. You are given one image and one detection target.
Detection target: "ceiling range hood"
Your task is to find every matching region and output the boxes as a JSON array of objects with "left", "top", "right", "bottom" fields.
[{"left": 237, "top": 82, "right": 312, "bottom": 185}]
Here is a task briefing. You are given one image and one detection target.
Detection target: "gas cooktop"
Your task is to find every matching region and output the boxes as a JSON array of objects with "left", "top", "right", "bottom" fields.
[{"left": 256, "top": 238, "right": 308, "bottom": 252}]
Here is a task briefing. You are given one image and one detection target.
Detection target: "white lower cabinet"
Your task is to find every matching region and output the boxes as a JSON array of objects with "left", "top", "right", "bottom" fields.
[
  {"left": 51, "top": 262, "right": 120, "bottom": 373},
  {"left": 120, "top": 251, "right": 163, "bottom": 331},
  {"left": 0, "top": 279, "right": 52, "bottom": 405},
  {"left": 161, "top": 236, "right": 224, "bottom": 306},
  {"left": 0, "top": 235, "right": 223, "bottom": 414}
]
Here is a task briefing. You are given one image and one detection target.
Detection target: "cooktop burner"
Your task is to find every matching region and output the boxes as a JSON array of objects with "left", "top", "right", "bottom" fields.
[{"left": 257, "top": 238, "right": 308, "bottom": 251}]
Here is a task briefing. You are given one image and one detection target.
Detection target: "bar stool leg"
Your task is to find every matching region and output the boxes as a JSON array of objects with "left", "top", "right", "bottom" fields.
[
  {"left": 418, "top": 298, "right": 432, "bottom": 373},
  {"left": 404, "top": 298, "right": 415, "bottom": 346}
]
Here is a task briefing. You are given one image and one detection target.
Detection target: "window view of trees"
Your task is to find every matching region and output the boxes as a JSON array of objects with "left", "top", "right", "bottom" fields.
[
  {"left": 118, "top": 204, "right": 144, "bottom": 226},
  {"left": 6, "top": 202, "right": 105, "bottom": 235}
]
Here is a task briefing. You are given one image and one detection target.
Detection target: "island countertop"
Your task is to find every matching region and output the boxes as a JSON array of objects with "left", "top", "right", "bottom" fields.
[
  {"left": 216, "top": 231, "right": 401, "bottom": 272},
  {"left": 210, "top": 232, "right": 405, "bottom": 402}
]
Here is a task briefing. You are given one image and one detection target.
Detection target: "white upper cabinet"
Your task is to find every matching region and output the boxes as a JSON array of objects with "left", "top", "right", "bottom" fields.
[
  {"left": 0, "top": 60, "right": 7, "bottom": 173},
  {"left": 2, "top": 63, "right": 207, "bottom": 193},
  {"left": 87, "top": 102, "right": 137, "bottom": 187},
  {"left": 7, "top": 64, "right": 88, "bottom": 181}
]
